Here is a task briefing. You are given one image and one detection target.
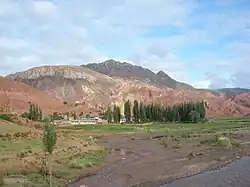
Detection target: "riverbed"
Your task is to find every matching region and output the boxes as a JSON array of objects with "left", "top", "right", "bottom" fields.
[
  {"left": 162, "top": 157, "right": 250, "bottom": 187},
  {"left": 68, "top": 131, "right": 250, "bottom": 187}
]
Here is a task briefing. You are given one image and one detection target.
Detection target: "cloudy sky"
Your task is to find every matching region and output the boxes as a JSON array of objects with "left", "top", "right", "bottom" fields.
[{"left": 0, "top": 0, "right": 250, "bottom": 88}]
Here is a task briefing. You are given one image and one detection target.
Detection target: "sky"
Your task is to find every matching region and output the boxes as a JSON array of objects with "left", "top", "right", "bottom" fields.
[{"left": 0, "top": 0, "right": 250, "bottom": 89}]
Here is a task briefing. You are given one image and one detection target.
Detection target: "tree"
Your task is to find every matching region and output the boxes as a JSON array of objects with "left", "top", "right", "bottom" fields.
[
  {"left": 124, "top": 100, "right": 131, "bottom": 123},
  {"left": 116, "top": 106, "right": 121, "bottom": 123},
  {"left": 43, "top": 122, "right": 57, "bottom": 187},
  {"left": 188, "top": 110, "right": 201, "bottom": 123},
  {"left": 199, "top": 101, "right": 206, "bottom": 119},
  {"left": 28, "top": 103, "right": 42, "bottom": 121},
  {"left": 29, "top": 104, "right": 34, "bottom": 120},
  {"left": 113, "top": 105, "right": 117, "bottom": 123},
  {"left": 139, "top": 102, "right": 146, "bottom": 123},
  {"left": 112, "top": 105, "right": 121, "bottom": 123},
  {"left": 107, "top": 106, "right": 112, "bottom": 124},
  {"left": 133, "top": 100, "right": 139, "bottom": 123}
]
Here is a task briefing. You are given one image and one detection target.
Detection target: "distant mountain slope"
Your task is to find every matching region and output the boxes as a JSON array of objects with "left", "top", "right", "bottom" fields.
[
  {"left": 6, "top": 65, "right": 250, "bottom": 117},
  {"left": 0, "top": 76, "right": 68, "bottom": 114},
  {"left": 214, "top": 88, "right": 250, "bottom": 94},
  {"left": 83, "top": 59, "right": 192, "bottom": 89}
]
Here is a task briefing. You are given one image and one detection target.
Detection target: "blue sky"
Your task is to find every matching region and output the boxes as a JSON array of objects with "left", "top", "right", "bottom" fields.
[{"left": 0, "top": 0, "right": 250, "bottom": 88}]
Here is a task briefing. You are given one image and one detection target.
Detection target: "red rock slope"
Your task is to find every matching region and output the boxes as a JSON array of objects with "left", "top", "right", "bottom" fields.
[{"left": 0, "top": 76, "right": 68, "bottom": 114}]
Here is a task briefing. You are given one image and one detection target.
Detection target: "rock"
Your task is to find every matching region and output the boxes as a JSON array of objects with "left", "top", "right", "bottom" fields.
[{"left": 120, "top": 149, "right": 126, "bottom": 156}]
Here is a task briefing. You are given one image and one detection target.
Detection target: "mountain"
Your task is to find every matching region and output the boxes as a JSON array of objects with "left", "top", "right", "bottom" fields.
[
  {"left": 0, "top": 76, "right": 68, "bottom": 114},
  {"left": 83, "top": 59, "right": 192, "bottom": 89},
  {"left": 6, "top": 65, "right": 154, "bottom": 114},
  {"left": 213, "top": 88, "right": 250, "bottom": 94},
  {"left": 6, "top": 64, "right": 250, "bottom": 117}
]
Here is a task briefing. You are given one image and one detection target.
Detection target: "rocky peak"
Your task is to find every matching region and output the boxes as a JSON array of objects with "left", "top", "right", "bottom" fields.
[
  {"left": 157, "top": 71, "right": 170, "bottom": 78},
  {"left": 84, "top": 59, "right": 192, "bottom": 89}
]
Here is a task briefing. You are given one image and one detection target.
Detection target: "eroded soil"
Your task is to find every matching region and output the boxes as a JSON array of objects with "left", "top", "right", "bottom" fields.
[{"left": 69, "top": 129, "right": 250, "bottom": 187}]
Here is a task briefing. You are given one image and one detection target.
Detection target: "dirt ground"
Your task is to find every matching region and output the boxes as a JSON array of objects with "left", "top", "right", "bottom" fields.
[{"left": 69, "top": 129, "right": 250, "bottom": 187}]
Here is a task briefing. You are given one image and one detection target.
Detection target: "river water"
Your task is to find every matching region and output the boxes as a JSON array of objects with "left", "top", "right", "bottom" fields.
[{"left": 161, "top": 157, "right": 250, "bottom": 187}]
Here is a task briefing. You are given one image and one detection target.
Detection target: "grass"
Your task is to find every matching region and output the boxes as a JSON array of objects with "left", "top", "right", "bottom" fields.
[
  {"left": 0, "top": 139, "right": 42, "bottom": 152},
  {"left": 60, "top": 118, "right": 250, "bottom": 135},
  {"left": 68, "top": 154, "right": 103, "bottom": 169},
  {"left": 0, "top": 120, "right": 29, "bottom": 134},
  {"left": 0, "top": 114, "right": 13, "bottom": 123}
]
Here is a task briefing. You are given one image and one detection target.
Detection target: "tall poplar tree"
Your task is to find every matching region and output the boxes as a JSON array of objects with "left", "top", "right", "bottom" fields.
[
  {"left": 139, "top": 102, "right": 146, "bottom": 123},
  {"left": 124, "top": 100, "right": 131, "bottom": 123},
  {"left": 133, "top": 100, "right": 139, "bottom": 123},
  {"left": 107, "top": 106, "right": 112, "bottom": 124}
]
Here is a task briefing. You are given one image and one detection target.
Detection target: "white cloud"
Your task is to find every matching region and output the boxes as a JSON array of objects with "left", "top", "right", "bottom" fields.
[
  {"left": 0, "top": 0, "right": 18, "bottom": 17},
  {"left": 31, "top": 0, "right": 61, "bottom": 22},
  {"left": 0, "top": 0, "right": 195, "bottom": 75},
  {"left": 192, "top": 80, "right": 211, "bottom": 89},
  {"left": 0, "top": 37, "right": 28, "bottom": 50},
  {"left": 0, "top": 0, "right": 249, "bottom": 88}
]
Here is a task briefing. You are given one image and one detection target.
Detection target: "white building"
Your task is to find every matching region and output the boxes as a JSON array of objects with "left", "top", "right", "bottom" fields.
[{"left": 70, "top": 117, "right": 97, "bottom": 125}]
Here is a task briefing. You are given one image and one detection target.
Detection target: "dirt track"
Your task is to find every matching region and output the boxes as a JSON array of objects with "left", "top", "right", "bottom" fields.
[{"left": 68, "top": 131, "right": 250, "bottom": 187}]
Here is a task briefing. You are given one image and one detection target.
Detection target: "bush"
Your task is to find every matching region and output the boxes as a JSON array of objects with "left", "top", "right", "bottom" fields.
[
  {"left": 0, "top": 113, "right": 13, "bottom": 122},
  {"left": 0, "top": 173, "right": 4, "bottom": 186},
  {"left": 68, "top": 159, "right": 84, "bottom": 169},
  {"left": 216, "top": 136, "right": 232, "bottom": 148},
  {"left": 21, "top": 112, "right": 30, "bottom": 119}
]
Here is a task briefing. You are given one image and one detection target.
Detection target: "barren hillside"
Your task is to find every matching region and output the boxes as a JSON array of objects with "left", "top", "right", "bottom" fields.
[
  {"left": 6, "top": 65, "right": 250, "bottom": 117},
  {"left": 0, "top": 76, "right": 68, "bottom": 114}
]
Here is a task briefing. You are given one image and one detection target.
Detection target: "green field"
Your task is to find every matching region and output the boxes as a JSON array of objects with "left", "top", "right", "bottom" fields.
[{"left": 60, "top": 118, "right": 250, "bottom": 135}]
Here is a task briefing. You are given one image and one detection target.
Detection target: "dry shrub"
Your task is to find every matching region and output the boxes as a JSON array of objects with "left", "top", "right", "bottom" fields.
[{"left": 0, "top": 173, "right": 4, "bottom": 186}]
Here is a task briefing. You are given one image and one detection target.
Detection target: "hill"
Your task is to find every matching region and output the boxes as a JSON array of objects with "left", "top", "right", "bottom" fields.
[
  {"left": 83, "top": 59, "right": 192, "bottom": 89},
  {"left": 0, "top": 76, "right": 68, "bottom": 114},
  {"left": 213, "top": 88, "right": 250, "bottom": 94},
  {"left": 6, "top": 65, "right": 250, "bottom": 117}
]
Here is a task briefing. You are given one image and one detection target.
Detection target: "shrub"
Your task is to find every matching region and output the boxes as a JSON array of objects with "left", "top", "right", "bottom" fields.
[
  {"left": 161, "top": 137, "right": 168, "bottom": 147},
  {"left": 68, "top": 159, "right": 84, "bottom": 169},
  {"left": 0, "top": 173, "right": 4, "bottom": 186},
  {"left": 216, "top": 136, "right": 232, "bottom": 148},
  {"left": 0, "top": 113, "right": 13, "bottom": 122},
  {"left": 21, "top": 112, "right": 30, "bottom": 119}
]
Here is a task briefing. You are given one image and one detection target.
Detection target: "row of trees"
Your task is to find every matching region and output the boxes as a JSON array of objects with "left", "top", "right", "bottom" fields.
[
  {"left": 103, "top": 100, "right": 206, "bottom": 124},
  {"left": 124, "top": 100, "right": 206, "bottom": 123}
]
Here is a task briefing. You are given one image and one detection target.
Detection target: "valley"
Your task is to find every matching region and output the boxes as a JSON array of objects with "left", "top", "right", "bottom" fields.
[
  {"left": 1, "top": 60, "right": 250, "bottom": 187},
  {"left": 1, "top": 116, "right": 250, "bottom": 186}
]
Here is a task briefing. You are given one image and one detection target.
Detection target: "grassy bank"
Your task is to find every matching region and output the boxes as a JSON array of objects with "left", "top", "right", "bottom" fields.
[{"left": 0, "top": 121, "right": 106, "bottom": 187}]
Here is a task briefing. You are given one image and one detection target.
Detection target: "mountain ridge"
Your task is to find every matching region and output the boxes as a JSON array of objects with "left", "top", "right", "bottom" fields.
[
  {"left": 82, "top": 59, "right": 192, "bottom": 89},
  {"left": 5, "top": 61, "right": 250, "bottom": 117}
]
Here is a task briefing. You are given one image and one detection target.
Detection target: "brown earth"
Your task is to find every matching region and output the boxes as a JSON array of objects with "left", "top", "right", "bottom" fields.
[
  {"left": 6, "top": 64, "right": 250, "bottom": 117},
  {"left": 0, "top": 76, "right": 68, "bottom": 114},
  {"left": 68, "top": 130, "right": 250, "bottom": 187}
]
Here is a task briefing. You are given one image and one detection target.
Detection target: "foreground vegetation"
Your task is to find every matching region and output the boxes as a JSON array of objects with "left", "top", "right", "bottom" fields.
[
  {"left": 0, "top": 116, "right": 106, "bottom": 187},
  {"left": 1, "top": 110, "right": 250, "bottom": 186}
]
